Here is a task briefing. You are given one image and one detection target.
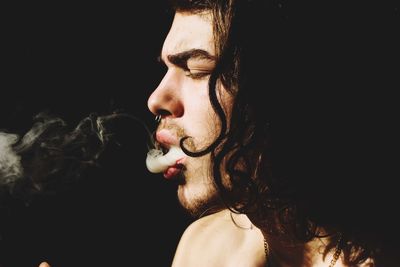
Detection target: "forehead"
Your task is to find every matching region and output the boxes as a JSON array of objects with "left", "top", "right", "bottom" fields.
[{"left": 162, "top": 12, "right": 215, "bottom": 58}]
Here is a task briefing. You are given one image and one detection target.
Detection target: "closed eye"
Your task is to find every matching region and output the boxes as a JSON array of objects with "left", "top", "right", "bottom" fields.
[
  {"left": 184, "top": 68, "right": 211, "bottom": 80},
  {"left": 162, "top": 49, "right": 216, "bottom": 80}
]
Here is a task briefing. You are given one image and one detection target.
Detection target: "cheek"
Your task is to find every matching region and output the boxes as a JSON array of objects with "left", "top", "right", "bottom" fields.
[
  {"left": 182, "top": 99, "right": 218, "bottom": 147},
  {"left": 188, "top": 104, "right": 218, "bottom": 145},
  {"left": 182, "top": 82, "right": 232, "bottom": 145},
  {"left": 182, "top": 80, "right": 215, "bottom": 122}
]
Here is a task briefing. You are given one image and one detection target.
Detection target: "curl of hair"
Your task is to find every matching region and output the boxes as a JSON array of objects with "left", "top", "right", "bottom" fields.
[{"left": 168, "top": 0, "right": 397, "bottom": 265}]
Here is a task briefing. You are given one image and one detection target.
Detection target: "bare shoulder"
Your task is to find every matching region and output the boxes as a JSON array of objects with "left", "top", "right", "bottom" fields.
[
  {"left": 172, "top": 210, "right": 228, "bottom": 258},
  {"left": 172, "top": 209, "right": 266, "bottom": 267}
]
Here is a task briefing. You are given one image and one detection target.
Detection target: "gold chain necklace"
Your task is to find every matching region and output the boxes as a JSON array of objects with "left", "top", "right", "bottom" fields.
[
  {"left": 230, "top": 211, "right": 343, "bottom": 267},
  {"left": 328, "top": 233, "right": 343, "bottom": 267}
]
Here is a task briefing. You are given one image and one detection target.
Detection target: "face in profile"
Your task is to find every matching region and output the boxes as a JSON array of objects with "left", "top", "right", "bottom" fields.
[{"left": 147, "top": 11, "right": 232, "bottom": 216}]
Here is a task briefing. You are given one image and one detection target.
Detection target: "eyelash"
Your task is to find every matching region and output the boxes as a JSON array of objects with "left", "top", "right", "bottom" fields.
[{"left": 184, "top": 70, "right": 211, "bottom": 80}]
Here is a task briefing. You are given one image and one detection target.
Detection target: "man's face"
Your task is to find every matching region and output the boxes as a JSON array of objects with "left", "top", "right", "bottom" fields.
[{"left": 147, "top": 11, "right": 231, "bottom": 215}]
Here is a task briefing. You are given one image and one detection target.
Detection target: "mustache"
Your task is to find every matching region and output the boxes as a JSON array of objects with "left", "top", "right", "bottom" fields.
[
  {"left": 0, "top": 111, "right": 152, "bottom": 205},
  {"left": 154, "top": 123, "right": 195, "bottom": 151}
]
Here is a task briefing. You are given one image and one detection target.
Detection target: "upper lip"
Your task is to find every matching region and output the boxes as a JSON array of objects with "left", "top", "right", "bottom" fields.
[
  {"left": 155, "top": 129, "right": 187, "bottom": 169},
  {"left": 155, "top": 129, "right": 180, "bottom": 149}
]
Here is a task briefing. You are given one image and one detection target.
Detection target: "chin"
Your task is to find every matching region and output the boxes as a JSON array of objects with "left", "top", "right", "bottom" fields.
[{"left": 177, "top": 183, "right": 220, "bottom": 217}]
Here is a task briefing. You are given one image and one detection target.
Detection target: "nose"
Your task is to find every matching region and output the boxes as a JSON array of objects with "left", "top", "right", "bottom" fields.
[{"left": 147, "top": 70, "right": 184, "bottom": 118}]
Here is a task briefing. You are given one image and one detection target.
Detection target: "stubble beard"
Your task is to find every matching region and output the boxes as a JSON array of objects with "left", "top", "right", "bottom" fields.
[
  {"left": 158, "top": 123, "right": 222, "bottom": 217},
  {"left": 176, "top": 176, "right": 221, "bottom": 218}
]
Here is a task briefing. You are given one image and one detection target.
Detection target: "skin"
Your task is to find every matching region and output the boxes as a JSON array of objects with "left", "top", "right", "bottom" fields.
[
  {"left": 148, "top": 11, "right": 266, "bottom": 267},
  {"left": 148, "top": 11, "right": 375, "bottom": 267},
  {"left": 147, "top": 11, "right": 231, "bottom": 216},
  {"left": 172, "top": 209, "right": 266, "bottom": 267}
]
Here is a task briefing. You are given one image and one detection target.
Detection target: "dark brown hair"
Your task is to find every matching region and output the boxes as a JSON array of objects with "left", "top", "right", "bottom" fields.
[{"left": 171, "top": 0, "right": 398, "bottom": 265}]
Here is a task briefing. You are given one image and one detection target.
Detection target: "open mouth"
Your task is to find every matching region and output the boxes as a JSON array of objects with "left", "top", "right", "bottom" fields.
[
  {"left": 158, "top": 141, "right": 186, "bottom": 179},
  {"left": 146, "top": 144, "right": 186, "bottom": 178},
  {"left": 145, "top": 129, "right": 187, "bottom": 179},
  {"left": 163, "top": 160, "right": 185, "bottom": 179}
]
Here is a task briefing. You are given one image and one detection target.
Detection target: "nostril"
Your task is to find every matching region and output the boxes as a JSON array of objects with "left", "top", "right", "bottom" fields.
[
  {"left": 155, "top": 109, "right": 172, "bottom": 119},
  {"left": 157, "top": 109, "right": 171, "bottom": 116}
]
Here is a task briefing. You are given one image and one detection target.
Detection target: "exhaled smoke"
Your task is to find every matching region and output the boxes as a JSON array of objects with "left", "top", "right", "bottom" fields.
[
  {"left": 0, "top": 133, "right": 23, "bottom": 186},
  {"left": 146, "top": 146, "right": 185, "bottom": 173},
  {"left": 0, "top": 111, "right": 152, "bottom": 205}
]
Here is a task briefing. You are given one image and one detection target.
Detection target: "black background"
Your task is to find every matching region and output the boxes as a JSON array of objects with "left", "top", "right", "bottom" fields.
[
  {"left": 1, "top": 1, "right": 192, "bottom": 267},
  {"left": 1, "top": 1, "right": 399, "bottom": 266}
]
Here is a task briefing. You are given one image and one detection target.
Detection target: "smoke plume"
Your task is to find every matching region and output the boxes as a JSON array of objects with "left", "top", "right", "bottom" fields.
[{"left": 0, "top": 111, "right": 152, "bottom": 205}]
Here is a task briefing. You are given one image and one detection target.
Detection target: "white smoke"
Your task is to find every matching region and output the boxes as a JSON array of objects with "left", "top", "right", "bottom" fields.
[
  {"left": 0, "top": 111, "right": 153, "bottom": 203},
  {"left": 146, "top": 146, "right": 185, "bottom": 173},
  {"left": 0, "top": 132, "right": 23, "bottom": 185}
]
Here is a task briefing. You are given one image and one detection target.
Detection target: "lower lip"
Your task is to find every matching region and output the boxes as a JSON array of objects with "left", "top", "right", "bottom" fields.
[{"left": 163, "top": 165, "right": 182, "bottom": 179}]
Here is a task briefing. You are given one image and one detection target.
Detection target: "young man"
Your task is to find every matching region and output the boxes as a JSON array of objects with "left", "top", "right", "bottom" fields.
[
  {"left": 147, "top": 9, "right": 266, "bottom": 265},
  {"left": 147, "top": 0, "right": 398, "bottom": 266}
]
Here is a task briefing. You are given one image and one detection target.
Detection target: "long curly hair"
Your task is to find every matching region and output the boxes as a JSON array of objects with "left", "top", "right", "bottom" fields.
[{"left": 170, "top": 0, "right": 398, "bottom": 266}]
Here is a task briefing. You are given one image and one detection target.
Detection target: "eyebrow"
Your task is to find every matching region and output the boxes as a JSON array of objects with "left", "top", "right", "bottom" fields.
[{"left": 158, "top": 49, "right": 216, "bottom": 69}]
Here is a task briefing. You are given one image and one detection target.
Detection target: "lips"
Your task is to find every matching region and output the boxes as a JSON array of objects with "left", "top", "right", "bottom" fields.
[
  {"left": 164, "top": 165, "right": 182, "bottom": 179},
  {"left": 155, "top": 129, "right": 186, "bottom": 179},
  {"left": 156, "top": 129, "right": 179, "bottom": 148}
]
